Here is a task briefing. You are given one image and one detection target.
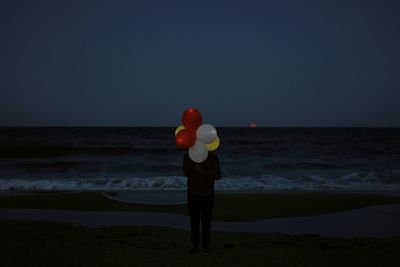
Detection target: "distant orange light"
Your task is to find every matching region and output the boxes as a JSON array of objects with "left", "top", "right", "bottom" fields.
[{"left": 250, "top": 122, "right": 257, "bottom": 128}]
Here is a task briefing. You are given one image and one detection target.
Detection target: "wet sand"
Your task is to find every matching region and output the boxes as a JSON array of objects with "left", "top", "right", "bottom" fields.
[
  {"left": 1, "top": 203, "right": 400, "bottom": 237},
  {"left": 1, "top": 190, "right": 400, "bottom": 221}
]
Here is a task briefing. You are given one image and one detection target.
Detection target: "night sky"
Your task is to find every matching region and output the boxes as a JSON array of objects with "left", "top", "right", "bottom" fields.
[{"left": 1, "top": 0, "right": 399, "bottom": 127}]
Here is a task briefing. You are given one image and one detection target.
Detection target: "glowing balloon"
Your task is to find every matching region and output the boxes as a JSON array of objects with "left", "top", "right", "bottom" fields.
[
  {"left": 175, "top": 129, "right": 196, "bottom": 148},
  {"left": 175, "top": 125, "right": 185, "bottom": 136},
  {"left": 206, "top": 135, "right": 220, "bottom": 151},
  {"left": 196, "top": 124, "right": 217, "bottom": 144},
  {"left": 182, "top": 108, "right": 202, "bottom": 130},
  {"left": 188, "top": 140, "right": 208, "bottom": 163}
]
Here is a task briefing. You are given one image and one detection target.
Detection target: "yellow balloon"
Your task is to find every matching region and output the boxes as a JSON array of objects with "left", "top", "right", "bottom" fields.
[
  {"left": 206, "top": 135, "right": 220, "bottom": 151},
  {"left": 175, "top": 125, "right": 186, "bottom": 136}
]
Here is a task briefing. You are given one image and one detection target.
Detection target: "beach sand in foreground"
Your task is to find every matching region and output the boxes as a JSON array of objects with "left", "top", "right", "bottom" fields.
[
  {"left": 1, "top": 191, "right": 400, "bottom": 266},
  {"left": 1, "top": 221, "right": 399, "bottom": 267}
]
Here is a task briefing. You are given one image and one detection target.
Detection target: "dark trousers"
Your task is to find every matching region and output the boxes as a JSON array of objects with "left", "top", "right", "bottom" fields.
[{"left": 187, "top": 193, "right": 214, "bottom": 246}]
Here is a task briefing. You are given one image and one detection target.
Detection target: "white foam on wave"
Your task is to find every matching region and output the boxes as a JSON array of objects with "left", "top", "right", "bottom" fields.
[{"left": 0, "top": 173, "right": 399, "bottom": 192}]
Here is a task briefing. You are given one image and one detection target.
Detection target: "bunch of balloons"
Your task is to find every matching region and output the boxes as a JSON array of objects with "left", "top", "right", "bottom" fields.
[{"left": 175, "top": 108, "right": 220, "bottom": 163}]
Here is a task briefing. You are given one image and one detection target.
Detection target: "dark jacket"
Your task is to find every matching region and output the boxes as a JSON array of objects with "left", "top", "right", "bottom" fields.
[{"left": 183, "top": 151, "right": 221, "bottom": 195}]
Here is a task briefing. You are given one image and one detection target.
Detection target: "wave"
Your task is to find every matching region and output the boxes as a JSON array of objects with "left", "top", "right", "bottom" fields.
[
  {"left": 0, "top": 173, "right": 399, "bottom": 191},
  {"left": 0, "top": 145, "right": 179, "bottom": 158},
  {"left": 2, "top": 160, "right": 182, "bottom": 174},
  {"left": 262, "top": 162, "right": 342, "bottom": 171}
]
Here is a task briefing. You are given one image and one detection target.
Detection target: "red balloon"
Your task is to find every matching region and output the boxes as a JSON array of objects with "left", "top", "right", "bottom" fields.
[
  {"left": 175, "top": 128, "right": 196, "bottom": 148},
  {"left": 181, "top": 108, "right": 202, "bottom": 130}
]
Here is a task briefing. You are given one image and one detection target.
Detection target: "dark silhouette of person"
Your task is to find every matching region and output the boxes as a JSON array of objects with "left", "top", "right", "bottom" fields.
[{"left": 183, "top": 151, "right": 221, "bottom": 255}]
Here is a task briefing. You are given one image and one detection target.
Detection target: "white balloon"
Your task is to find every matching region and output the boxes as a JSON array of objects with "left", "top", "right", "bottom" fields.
[
  {"left": 188, "top": 140, "right": 209, "bottom": 163},
  {"left": 196, "top": 124, "right": 217, "bottom": 144}
]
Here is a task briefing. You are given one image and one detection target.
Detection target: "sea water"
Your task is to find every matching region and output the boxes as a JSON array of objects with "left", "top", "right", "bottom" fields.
[{"left": 0, "top": 127, "right": 399, "bottom": 192}]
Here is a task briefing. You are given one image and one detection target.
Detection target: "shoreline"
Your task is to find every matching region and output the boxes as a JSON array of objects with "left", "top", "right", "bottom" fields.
[
  {"left": 1, "top": 189, "right": 399, "bottom": 196},
  {"left": 2, "top": 203, "right": 400, "bottom": 237},
  {"left": 1, "top": 190, "right": 399, "bottom": 221}
]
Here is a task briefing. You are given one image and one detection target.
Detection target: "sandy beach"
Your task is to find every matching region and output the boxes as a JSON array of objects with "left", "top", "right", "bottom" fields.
[
  {"left": 1, "top": 191, "right": 400, "bottom": 266},
  {"left": 2, "top": 190, "right": 400, "bottom": 221}
]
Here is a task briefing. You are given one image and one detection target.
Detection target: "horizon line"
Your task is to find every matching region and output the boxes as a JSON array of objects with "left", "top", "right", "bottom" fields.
[{"left": 0, "top": 125, "right": 399, "bottom": 129}]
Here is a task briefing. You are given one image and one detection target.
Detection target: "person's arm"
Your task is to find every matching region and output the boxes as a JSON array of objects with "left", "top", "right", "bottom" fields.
[
  {"left": 183, "top": 153, "right": 195, "bottom": 177},
  {"left": 211, "top": 153, "right": 221, "bottom": 180}
]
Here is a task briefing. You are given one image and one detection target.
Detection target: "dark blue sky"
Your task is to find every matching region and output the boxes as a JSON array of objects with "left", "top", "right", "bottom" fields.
[{"left": 1, "top": 0, "right": 399, "bottom": 127}]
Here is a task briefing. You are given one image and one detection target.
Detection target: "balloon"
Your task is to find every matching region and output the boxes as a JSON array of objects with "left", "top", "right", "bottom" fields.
[
  {"left": 188, "top": 140, "right": 208, "bottom": 163},
  {"left": 175, "top": 125, "right": 185, "bottom": 136},
  {"left": 196, "top": 124, "right": 217, "bottom": 144},
  {"left": 182, "top": 108, "right": 202, "bottom": 130},
  {"left": 206, "top": 135, "right": 220, "bottom": 151},
  {"left": 175, "top": 129, "right": 196, "bottom": 148}
]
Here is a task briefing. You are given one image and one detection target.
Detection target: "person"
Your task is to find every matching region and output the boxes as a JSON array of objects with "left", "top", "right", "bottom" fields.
[{"left": 183, "top": 151, "right": 221, "bottom": 255}]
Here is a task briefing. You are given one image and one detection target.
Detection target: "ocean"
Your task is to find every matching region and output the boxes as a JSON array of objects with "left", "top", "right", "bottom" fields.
[{"left": 0, "top": 127, "right": 399, "bottom": 192}]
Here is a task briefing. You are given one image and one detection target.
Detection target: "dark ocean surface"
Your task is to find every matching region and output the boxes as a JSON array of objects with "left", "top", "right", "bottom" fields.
[{"left": 0, "top": 127, "right": 399, "bottom": 192}]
